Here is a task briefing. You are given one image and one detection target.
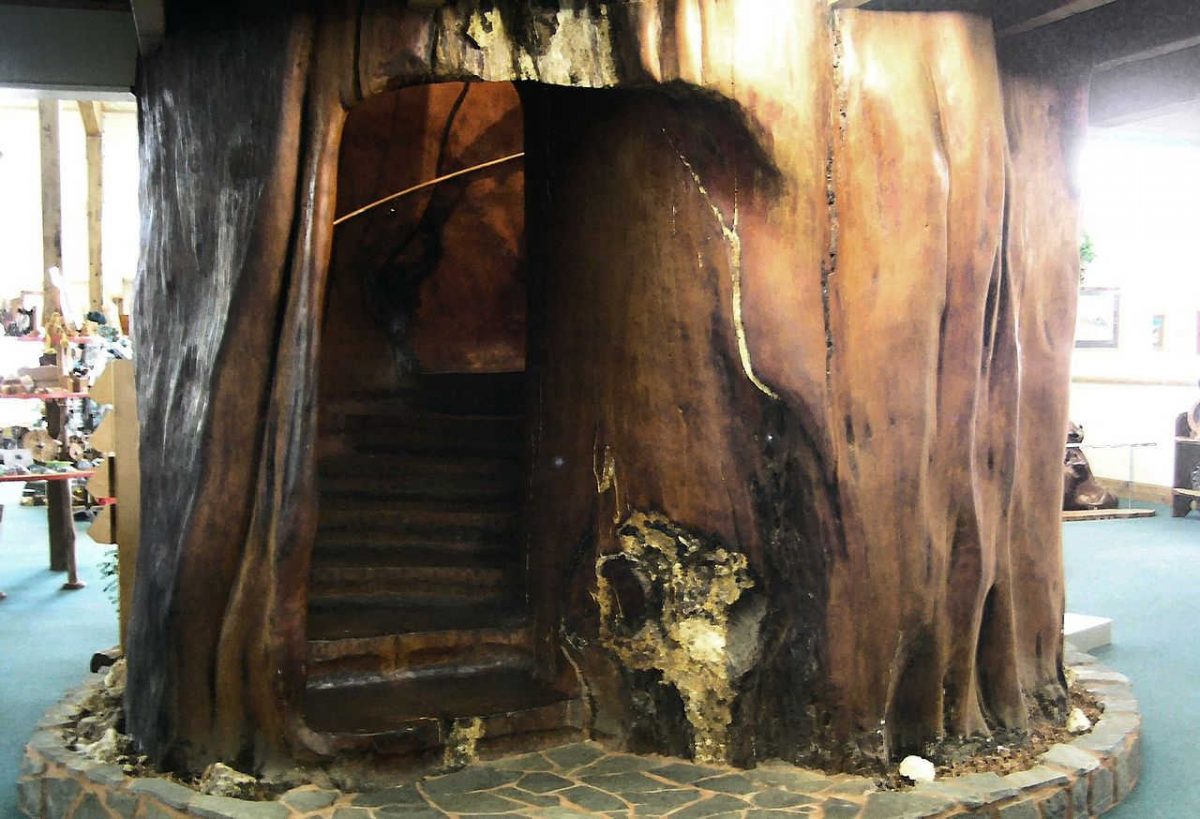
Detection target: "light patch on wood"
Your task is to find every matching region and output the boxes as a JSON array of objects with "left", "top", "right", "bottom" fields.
[
  {"left": 596, "top": 511, "right": 764, "bottom": 763},
  {"left": 670, "top": 142, "right": 779, "bottom": 400},
  {"left": 443, "top": 717, "right": 484, "bottom": 769}
]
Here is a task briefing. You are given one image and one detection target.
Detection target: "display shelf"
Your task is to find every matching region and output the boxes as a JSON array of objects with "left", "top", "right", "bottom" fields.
[
  {"left": 1173, "top": 412, "right": 1200, "bottom": 518},
  {"left": 0, "top": 470, "right": 95, "bottom": 483},
  {"left": 0, "top": 391, "right": 89, "bottom": 401}
]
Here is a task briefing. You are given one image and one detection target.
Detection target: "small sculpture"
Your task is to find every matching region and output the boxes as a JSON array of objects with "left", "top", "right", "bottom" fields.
[{"left": 1063, "top": 422, "right": 1118, "bottom": 511}]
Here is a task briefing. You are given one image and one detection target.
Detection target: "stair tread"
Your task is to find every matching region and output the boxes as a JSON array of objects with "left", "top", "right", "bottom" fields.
[
  {"left": 308, "top": 597, "right": 526, "bottom": 639},
  {"left": 304, "top": 666, "right": 571, "bottom": 732},
  {"left": 311, "top": 547, "right": 515, "bottom": 569}
]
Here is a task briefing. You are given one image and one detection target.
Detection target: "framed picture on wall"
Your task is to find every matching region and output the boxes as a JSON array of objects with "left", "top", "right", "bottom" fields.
[
  {"left": 1151, "top": 314, "right": 1166, "bottom": 351},
  {"left": 1075, "top": 287, "right": 1120, "bottom": 348}
]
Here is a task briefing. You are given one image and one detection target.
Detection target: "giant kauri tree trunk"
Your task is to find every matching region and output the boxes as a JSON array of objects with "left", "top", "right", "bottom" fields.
[{"left": 128, "top": 0, "right": 1089, "bottom": 774}]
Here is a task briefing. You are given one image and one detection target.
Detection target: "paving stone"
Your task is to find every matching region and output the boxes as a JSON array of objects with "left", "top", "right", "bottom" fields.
[
  {"left": 1073, "top": 668, "right": 1129, "bottom": 685},
  {"left": 1063, "top": 646, "right": 1096, "bottom": 665},
  {"left": 649, "top": 762, "right": 723, "bottom": 785},
  {"left": 820, "top": 777, "right": 874, "bottom": 798},
  {"left": 1040, "top": 744, "right": 1099, "bottom": 776},
  {"left": 625, "top": 788, "right": 702, "bottom": 813},
  {"left": 85, "top": 764, "right": 127, "bottom": 788},
  {"left": 352, "top": 785, "right": 425, "bottom": 807},
  {"left": 1070, "top": 775, "right": 1088, "bottom": 817},
  {"left": 745, "top": 764, "right": 828, "bottom": 792},
  {"left": 492, "top": 752, "right": 559, "bottom": 772},
  {"left": 752, "top": 788, "right": 816, "bottom": 809},
  {"left": 535, "top": 809, "right": 596, "bottom": 818},
  {"left": 17, "top": 776, "right": 43, "bottom": 817},
  {"left": 331, "top": 802, "right": 372, "bottom": 816},
  {"left": 374, "top": 806, "right": 444, "bottom": 818},
  {"left": 189, "top": 795, "right": 291, "bottom": 818},
  {"left": 913, "top": 772, "right": 1016, "bottom": 809},
  {"left": 745, "top": 811, "right": 803, "bottom": 818},
  {"left": 692, "top": 773, "right": 757, "bottom": 795},
  {"left": 422, "top": 765, "right": 520, "bottom": 795},
  {"left": 66, "top": 754, "right": 100, "bottom": 776},
  {"left": 146, "top": 806, "right": 185, "bottom": 819},
  {"left": 1071, "top": 713, "right": 1139, "bottom": 756},
  {"left": 1115, "top": 735, "right": 1142, "bottom": 797},
  {"left": 1088, "top": 766, "right": 1115, "bottom": 814},
  {"left": 821, "top": 798, "right": 863, "bottom": 818},
  {"left": 996, "top": 800, "right": 1039, "bottom": 819},
  {"left": 1037, "top": 789, "right": 1070, "bottom": 819},
  {"left": 45, "top": 775, "right": 82, "bottom": 815},
  {"left": 1003, "top": 765, "right": 1069, "bottom": 793},
  {"left": 560, "top": 784, "right": 628, "bottom": 812},
  {"left": 130, "top": 777, "right": 198, "bottom": 810},
  {"left": 582, "top": 771, "right": 669, "bottom": 793},
  {"left": 670, "top": 794, "right": 752, "bottom": 818},
  {"left": 331, "top": 809, "right": 374, "bottom": 819},
  {"left": 20, "top": 752, "right": 47, "bottom": 778},
  {"left": 1101, "top": 697, "right": 1140, "bottom": 714},
  {"left": 74, "top": 792, "right": 113, "bottom": 819},
  {"left": 859, "top": 790, "right": 957, "bottom": 819},
  {"left": 105, "top": 790, "right": 140, "bottom": 816},
  {"left": 29, "top": 730, "right": 64, "bottom": 753},
  {"left": 280, "top": 788, "right": 339, "bottom": 812},
  {"left": 423, "top": 790, "right": 523, "bottom": 814},
  {"left": 494, "top": 786, "right": 561, "bottom": 807},
  {"left": 575, "top": 754, "right": 658, "bottom": 776},
  {"left": 543, "top": 744, "right": 606, "bottom": 771},
  {"left": 518, "top": 772, "right": 575, "bottom": 793}
]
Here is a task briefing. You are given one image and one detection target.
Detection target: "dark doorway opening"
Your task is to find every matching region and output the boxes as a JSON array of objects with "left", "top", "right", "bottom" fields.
[{"left": 304, "top": 81, "right": 580, "bottom": 760}]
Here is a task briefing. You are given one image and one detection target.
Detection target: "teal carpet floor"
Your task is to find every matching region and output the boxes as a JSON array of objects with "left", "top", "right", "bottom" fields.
[
  {"left": 0, "top": 483, "right": 117, "bottom": 817},
  {"left": 1064, "top": 507, "right": 1200, "bottom": 817},
  {"left": 0, "top": 480, "right": 1195, "bottom": 817}
]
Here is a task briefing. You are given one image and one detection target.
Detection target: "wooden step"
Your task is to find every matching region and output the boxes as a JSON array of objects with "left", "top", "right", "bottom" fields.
[
  {"left": 307, "top": 596, "right": 526, "bottom": 640},
  {"left": 319, "top": 472, "right": 520, "bottom": 504},
  {"left": 320, "top": 450, "right": 518, "bottom": 475},
  {"left": 303, "top": 666, "right": 583, "bottom": 757},
  {"left": 310, "top": 540, "right": 514, "bottom": 568},
  {"left": 307, "top": 624, "right": 534, "bottom": 686},
  {"left": 309, "top": 563, "right": 514, "bottom": 599},
  {"left": 318, "top": 500, "right": 517, "bottom": 535},
  {"left": 325, "top": 373, "right": 525, "bottom": 418}
]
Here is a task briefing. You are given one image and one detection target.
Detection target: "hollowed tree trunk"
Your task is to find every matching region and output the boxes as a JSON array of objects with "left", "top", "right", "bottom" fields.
[{"left": 127, "top": 0, "right": 1087, "bottom": 774}]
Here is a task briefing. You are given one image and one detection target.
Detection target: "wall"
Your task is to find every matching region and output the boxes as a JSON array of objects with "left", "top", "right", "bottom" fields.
[
  {"left": 1069, "top": 132, "right": 1200, "bottom": 487},
  {"left": 0, "top": 99, "right": 139, "bottom": 321}
]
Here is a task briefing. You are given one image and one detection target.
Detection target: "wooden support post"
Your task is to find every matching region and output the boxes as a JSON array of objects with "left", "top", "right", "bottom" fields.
[
  {"left": 79, "top": 102, "right": 105, "bottom": 313},
  {"left": 38, "top": 100, "right": 64, "bottom": 322},
  {"left": 45, "top": 401, "right": 78, "bottom": 579}
]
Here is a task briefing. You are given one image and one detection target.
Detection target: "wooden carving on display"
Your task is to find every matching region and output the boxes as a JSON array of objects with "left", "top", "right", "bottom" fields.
[
  {"left": 1063, "top": 422, "right": 1118, "bottom": 511},
  {"left": 128, "top": 0, "right": 1088, "bottom": 776}
]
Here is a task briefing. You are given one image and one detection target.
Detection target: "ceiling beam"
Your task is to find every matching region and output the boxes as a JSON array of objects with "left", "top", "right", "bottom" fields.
[
  {"left": 995, "top": 0, "right": 1118, "bottom": 37},
  {"left": 1090, "top": 42, "right": 1200, "bottom": 126},
  {"left": 0, "top": 4, "right": 136, "bottom": 95},
  {"left": 78, "top": 99, "right": 102, "bottom": 136},
  {"left": 129, "top": 0, "right": 164, "bottom": 54}
]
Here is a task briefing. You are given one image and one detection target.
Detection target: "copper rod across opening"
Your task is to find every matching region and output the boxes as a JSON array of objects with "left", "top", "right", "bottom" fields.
[{"left": 332, "top": 151, "right": 526, "bottom": 226}]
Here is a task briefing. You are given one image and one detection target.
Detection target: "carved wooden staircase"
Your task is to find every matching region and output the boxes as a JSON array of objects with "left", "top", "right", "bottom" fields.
[{"left": 305, "top": 373, "right": 582, "bottom": 761}]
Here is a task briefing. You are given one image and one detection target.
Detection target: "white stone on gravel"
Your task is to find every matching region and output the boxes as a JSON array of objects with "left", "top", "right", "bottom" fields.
[
  {"left": 1066, "top": 707, "right": 1092, "bottom": 734},
  {"left": 200, "top": 762, "right": 259, "bottom": 798},
  {"left": 899, "top": 755, "right": 937, "bottom": 783}
]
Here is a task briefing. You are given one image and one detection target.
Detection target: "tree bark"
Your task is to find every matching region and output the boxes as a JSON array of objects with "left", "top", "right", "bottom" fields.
[{"left": 127, "top": 0, "right": 1087, "bottom": 774}]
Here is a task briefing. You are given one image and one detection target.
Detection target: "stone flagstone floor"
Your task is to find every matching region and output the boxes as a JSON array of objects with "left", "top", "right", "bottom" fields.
[{"left": 316, "top": 743, "right": 874, "bottom": 818}]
